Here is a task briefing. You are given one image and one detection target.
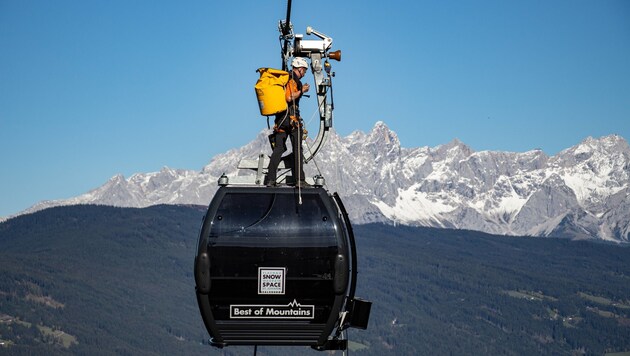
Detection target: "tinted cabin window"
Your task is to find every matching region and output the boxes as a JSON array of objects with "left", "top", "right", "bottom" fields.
[{"left": 210, "top": 192, "right": 337, "bottom": 247}]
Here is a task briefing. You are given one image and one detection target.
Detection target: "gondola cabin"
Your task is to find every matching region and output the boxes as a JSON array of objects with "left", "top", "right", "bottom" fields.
[{"left": 194, "top": 186, "right": 370, "bottom": 350}]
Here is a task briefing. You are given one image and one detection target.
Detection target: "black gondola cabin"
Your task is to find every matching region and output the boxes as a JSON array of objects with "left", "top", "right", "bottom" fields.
[{"left": 194, "top": 186, "right": 369, "bottom": 350}]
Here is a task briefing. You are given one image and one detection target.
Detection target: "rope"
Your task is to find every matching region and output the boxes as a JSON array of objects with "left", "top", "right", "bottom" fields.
[
  {"left": 304, "top": 93, "right": 326, "bottom": 128},
  {"left": 294, "top": 83, "right": 303, "bottom": 204},
  {"left": 285, "top": 70, "right": 303, "bottom": 204}
]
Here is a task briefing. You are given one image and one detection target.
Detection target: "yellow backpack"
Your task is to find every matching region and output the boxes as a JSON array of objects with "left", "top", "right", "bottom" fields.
[{"left": 255, "top": 68, "right": 289, "bottom": 116}]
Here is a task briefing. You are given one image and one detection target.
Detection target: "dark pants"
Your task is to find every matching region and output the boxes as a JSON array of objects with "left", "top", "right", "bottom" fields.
[{"left": 266, "top": 114, "right": 305, "bottom": 184}]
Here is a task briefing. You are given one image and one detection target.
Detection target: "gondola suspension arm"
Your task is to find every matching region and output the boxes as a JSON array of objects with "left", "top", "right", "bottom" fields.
[{"left": 278, "top": 0, "right": 341, "bottom": 163}]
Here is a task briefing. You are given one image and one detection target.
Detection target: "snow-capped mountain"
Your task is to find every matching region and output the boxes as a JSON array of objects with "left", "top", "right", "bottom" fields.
[{"left": 10, "top": 122, "right": 630, "bottom": 242}]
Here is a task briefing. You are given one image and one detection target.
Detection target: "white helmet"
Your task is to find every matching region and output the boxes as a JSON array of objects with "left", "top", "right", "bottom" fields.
[{"left": 291, "top": 57, "right": 308, "bottom": 69}]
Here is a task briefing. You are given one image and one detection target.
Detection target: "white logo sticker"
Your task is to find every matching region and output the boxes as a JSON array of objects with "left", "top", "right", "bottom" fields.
[{"left": 258, "top": 267, "right": 286, "bottom": 295}]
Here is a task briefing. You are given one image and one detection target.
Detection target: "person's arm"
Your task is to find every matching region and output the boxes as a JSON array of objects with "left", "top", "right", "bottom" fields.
[{"left": 285, "top": 79, "right": 301, "bottom": 103}]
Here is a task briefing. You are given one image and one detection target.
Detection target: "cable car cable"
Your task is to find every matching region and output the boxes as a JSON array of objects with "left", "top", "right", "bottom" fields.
[{"left": 280, "top": 0, "right": 293, "bottom": 71}]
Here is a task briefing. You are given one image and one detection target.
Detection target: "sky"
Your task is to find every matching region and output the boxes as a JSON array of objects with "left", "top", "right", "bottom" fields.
[{"left": 1, "top": 0, "right": 629, "bottom": 217}]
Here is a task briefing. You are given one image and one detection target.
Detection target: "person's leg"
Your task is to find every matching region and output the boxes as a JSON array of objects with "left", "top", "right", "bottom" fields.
[{"left": 266, "top": 131, "right": 288, "bottom": 185}]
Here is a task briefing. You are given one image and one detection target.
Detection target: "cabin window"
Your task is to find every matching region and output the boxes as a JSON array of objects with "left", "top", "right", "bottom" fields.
[{"left": 209, "top": 191, "right": 337, "bottom": 247}]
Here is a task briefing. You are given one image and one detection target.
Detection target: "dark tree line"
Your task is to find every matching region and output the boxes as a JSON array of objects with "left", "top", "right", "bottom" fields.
[{"left": 0, "top": 205, "right": 628, "bottom": 355}]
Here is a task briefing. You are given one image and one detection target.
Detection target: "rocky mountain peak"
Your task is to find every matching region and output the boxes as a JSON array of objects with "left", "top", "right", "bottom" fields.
[{"left": 7, "top": 123, "right": 629, "bottom": 242}]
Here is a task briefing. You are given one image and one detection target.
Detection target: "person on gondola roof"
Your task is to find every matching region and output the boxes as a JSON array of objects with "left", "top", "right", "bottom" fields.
[{"left": 265, "top": 57, "right": 311, "bottom": 188}]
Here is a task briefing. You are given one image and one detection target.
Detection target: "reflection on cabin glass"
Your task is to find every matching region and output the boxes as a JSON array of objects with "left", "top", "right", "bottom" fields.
[{"left": 210, "top": 192, "right": 337, "bottom": 246}]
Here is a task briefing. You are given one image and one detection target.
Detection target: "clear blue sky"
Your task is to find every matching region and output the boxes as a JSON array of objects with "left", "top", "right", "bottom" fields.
[{"left": 1, "top": 0, "right": 629, "bottom": 217}]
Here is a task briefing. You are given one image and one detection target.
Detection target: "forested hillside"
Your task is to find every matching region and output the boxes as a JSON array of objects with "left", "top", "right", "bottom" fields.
[{"left": 0, "top": 205, "right": 629, "bottom": 355}]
